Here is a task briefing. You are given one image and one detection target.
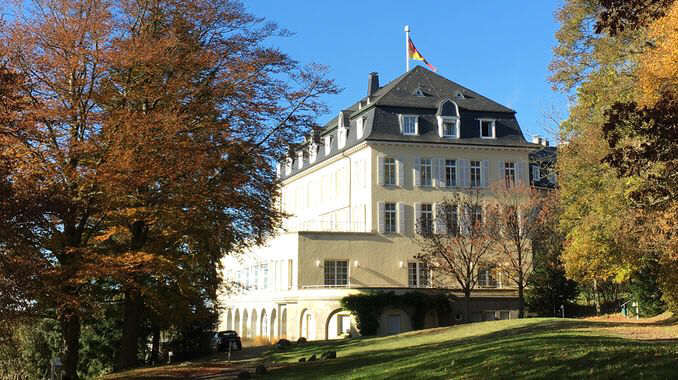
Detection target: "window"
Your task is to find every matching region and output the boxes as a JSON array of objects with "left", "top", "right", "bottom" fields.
[
  {"left": 357, "top": 116, "right": 366, "bottom": 139},
  {"left": 470, "top": 160, "right": 481, "bottom": 188},
  {"left": 337, "top": 315, "right": 351, "bottom": 335},
  {"left": 445, "top": 159, "right": 456, "bottom": 187},
  {"left": 261, "top": 264, "right": 269, "bottom": 289},
  {"left": 445, "top": 204, "right": 459, "bottom": 235},
  {"left": 480, "top": 120, "right": 495, "bottom": 138},
  {"left": 408, "top": 262, "right": 430, "bottom": 287},
  {"left": 384, "top": 158, "right": 396, "bottom": 186},
  {"left": 324, "top": 135, "right": 332, "bottom": 154},
  {"left": 402, "top": 115, "right": 417, "bottom": 135},
  {"left": 532, "top": 165, "right": 540, "bottom": 182},
  {"left": 384, "top": 203, "right": 397, "bottom": 233},
  {"left": 419, "top": 203, "right": 433, "bottom": 235},
  {"left": 443, "top": 120, "right": 456, "bottom": 137},
  {"left": 478, "top": 265, "right": 497, "bottom": 288},
  {"left": 324, "top": 260, "right": 348, "bottom": 286},
  {"left": 471, "top": 205, "right": 483, "bottom": 228},
  {"left": 504, "top": 161, "right": 516, "bottom": 187},
  {"left": 420, "top": 158, "right": 432, "bottom": 186}
]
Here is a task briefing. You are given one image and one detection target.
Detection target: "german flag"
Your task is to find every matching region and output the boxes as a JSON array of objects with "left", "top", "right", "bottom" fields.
[{"left": 408, "top": 37, "right": 437, "bottom": 72}]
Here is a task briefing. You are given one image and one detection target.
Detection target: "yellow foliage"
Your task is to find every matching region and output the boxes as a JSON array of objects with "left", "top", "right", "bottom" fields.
[{"left": 637, "top": 2, "right": 678, "bottom": 106}]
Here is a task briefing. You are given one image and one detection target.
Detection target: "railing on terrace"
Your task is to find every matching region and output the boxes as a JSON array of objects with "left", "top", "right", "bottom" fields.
[
  {"left": 282, "top": 220, "right": 369, "bottom": 233},
  {"left": 301, "top": 284, "right": 435, "bottom": 289}
]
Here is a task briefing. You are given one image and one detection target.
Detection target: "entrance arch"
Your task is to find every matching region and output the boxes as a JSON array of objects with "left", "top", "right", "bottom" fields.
[
  {"left": 325, "top": 308, "right": 352, "bottom": 340},
  {"left": 299, "top": 309, "right": 315, "bottom": 340},
  {"left": 234, "top": 309, "right": 240, "bottom": 335},
  {"left": 281, "top": 308, "right": 287, "bottom": 338},
  {"left": 250, "top": 309, "right": 257, "bottom": 339},
  {"left": 260, "top": 309, "right": 268, "bottom": 338},
  {"left": 226, "top": 309, "right": 233, "bottom": 330},
  {"left": 241, "top": 309, "right": 248, "bottom": 338}
]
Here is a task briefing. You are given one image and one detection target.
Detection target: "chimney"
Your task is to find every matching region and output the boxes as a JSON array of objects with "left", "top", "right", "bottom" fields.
[
  {"left": 368, "top": 72, "right": 379, "bottom": 96},
  {"left": 532, "top": 135, "right": 549, "bottom": 147}
]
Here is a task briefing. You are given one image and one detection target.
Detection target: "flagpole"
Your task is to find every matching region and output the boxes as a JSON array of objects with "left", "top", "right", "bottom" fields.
[{"left": 404, "top": 25, "right": 410, "bottom": 72}]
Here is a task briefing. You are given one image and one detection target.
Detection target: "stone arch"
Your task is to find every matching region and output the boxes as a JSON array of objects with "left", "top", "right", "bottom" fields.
[
  {"left": 241, "top": 309, "right": 249, "bottom": 338},
  {"left": 226, "top": 309, "right": 233, "bottom": 330},
  {"left": 270, "top": 308, "right": 278, "bottom": 340},
  {"left": 234, "top": 309, "right": 240, "bottom": 335},
  {"left": 325, "top": 308, "right": 353, "bottom": 340},
  {"left": 250, "top": 309, "right": 258, "bottom": 339},
  {"left": 260, "top": 309, "right": 268, "bottom": 338},
  {"left": 281, "top": 308, "right": 287, "bottom": 339},
  {"left": 299, "top": 308, "right": 315, "bottom": 340}
]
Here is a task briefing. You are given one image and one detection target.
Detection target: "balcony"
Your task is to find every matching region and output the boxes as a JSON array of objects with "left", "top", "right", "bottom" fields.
[{"left": 282, "top": 220, "right": 370, "bottom": 233}]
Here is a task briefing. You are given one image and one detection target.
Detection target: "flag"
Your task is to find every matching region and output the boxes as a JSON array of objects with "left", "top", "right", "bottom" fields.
[{"left": 408, "top": 37, "right": 437, "bottom": 72}]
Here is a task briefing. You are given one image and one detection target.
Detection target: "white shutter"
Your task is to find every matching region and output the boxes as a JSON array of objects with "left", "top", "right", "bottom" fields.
[
  {"left": 481, "top": 160, "right": 489, "bottom": 188},
  {"left": 397, "top": 202, "right": 406, "bottom": 234},
  {"left": 414, "top": 203, "right": 422, "bottom": 235},
  {"left": 517, "top": 160, "right": 527, "bottom": 184},
  {"left": 377, "top": 156, "right": 384, "bottom": 186},
  {"left": 433, "top": 203, "right": 445, "bottom": 234},
  {"left": 398, "top": 114, "right": 404, "bottom": 134},
  {"left": 397, "top": 159, "right": 405, "bottom": 187},
  {"left": 413, "top": 157, "right": 421, "bottom": 187},
  {"left": 498, "top": 160, "right": 505, "bottom": 184},
  {"left": 437, "top": 116, "right": 443, "bottom": 137},
  {"left": 437, "top": 159, "right": 445, "bottom": 188},
  {"left": 459, "top": 159, "right": 469, "bottom": 188},
  {"left": 377, "top": 202, "right": 385, "bottom": 233}
]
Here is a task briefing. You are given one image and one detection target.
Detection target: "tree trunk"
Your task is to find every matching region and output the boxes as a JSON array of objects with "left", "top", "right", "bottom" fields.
[
  {"left": 464, "top": 290, "right": 472, "bottom": 323},
  {"left": 150, "top": 327, "right": 161, "bottom": 365},
  {"left": 117, "top": 289, "right": 144, "bottom": 370},
  {"left": 593, "top": 279, "right": 601, "bottom": 315},
  {"left": 518, "top": 282, "right": 525, "bottom": 318},
  {"left": 59, "top": 312, "right": 81, "bottom": 380}
]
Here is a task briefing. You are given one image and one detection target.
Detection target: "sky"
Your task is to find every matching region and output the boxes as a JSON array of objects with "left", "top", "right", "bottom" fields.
[{"left": 245, "top": 0, "right": 568, "bottom": 143}]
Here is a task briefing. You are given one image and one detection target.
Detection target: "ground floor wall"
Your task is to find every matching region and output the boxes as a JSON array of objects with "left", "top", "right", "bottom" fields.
[{"left": 219, "top": 288, "right": 521, "bottom": 342}]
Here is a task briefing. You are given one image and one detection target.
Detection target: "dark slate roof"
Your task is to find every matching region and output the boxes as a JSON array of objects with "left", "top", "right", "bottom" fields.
[{"left": 280, "top": 66, "right": 538, "bottom": 180}]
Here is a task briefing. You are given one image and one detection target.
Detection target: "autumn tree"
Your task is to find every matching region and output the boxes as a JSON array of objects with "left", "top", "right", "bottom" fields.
[
  {"left": 485, "top": 182, "right": 552, "bottom": 318},
  {"left": 416, "top": 192, "right": 495, "bottom": 322},
  {"left": 0, "top": 0, "right": 337, "bottom": 377}
]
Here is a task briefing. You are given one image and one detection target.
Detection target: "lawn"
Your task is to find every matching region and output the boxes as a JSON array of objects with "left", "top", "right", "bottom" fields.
[
  {"left": 104, "top": 315, "right": 677, "bottom": 379},
  {"left": 263, "top": 316, "right": 678, "bottom": 379}
]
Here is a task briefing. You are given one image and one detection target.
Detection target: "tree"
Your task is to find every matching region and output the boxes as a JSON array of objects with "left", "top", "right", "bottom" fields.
[
  {"left": 0, "top": 0, "right": 337, "bottom": 377},
  {"left": 416, "top": 192, "right": 495, "bottom": 322},
  {"left": 486, "top": 182, "right": 551, "bottom": 318}
]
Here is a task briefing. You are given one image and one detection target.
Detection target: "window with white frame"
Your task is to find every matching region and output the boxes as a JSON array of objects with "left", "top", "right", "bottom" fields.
[
  {"left": 324, "top": 135, "right": 332, "bottom": 154},
  {"left": 384, "top": 203, "right": 397, "bottom": 233},
  {"left": 470, "top": 160, "right": 481, "bottom": 188},
  {"left": 478, "top": 265, "right": 498, "bottom": 288},
  {"left": 408, "top": 262, "right": 430, "bottom": 287},
  {"left": 504, "top": 161, "right": 516, "bottom": 187},
  {"left": 445, "top": 204, "right": 459, "bottom": 236},
  {"left": 420, "top": 158, "right": 432, "bottom": 186},
  {"left": 261, "top": 263, "right": 269, "bottom": 289},
  {"left": 419, "top": 203, "right": 433, "bottom": 235},
  {"left": 402, "top": 115, "right": 418, "bottom": 135},
  {"left": 384, "top": 157, "right": 396, "bottom": 186},
  {"left": 324, "top": 260, "right": 348, "bottom": 286},
  {"left": 480, "top": 119, "right": 495, "bottom": 139},
  {"left": 445, "top": 159, "right": 457, "bottom": 187}
]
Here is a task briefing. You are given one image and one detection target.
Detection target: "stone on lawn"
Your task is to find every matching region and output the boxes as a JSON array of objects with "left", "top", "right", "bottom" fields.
[
  {"left": 308, "top": 354, "right": 317, "bottom": 362},
  {"left": 298, "top": 357, "right": 306, "bottom": 362},
  {"left": 321, "top": 351, "right": 337, "bottom": 360},
  {"left": 276, "top": 339, "right": 292, "bottom": 349},
  {"left": 255, "top": 365, "right": 267, "bottom": 375}
]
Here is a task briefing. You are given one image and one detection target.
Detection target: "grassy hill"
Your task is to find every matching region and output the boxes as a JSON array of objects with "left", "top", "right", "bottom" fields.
[{"left": 263, "top": 316, "right": 678, "bottom": 379}]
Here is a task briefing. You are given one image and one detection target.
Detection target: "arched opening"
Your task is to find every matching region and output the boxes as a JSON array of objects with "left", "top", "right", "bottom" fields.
[
  {"left": 299, "top": 309, "right": 315, "bottom": 340},
  {"left": 241, "top": 309, "right": 248, "bottom": 339},
  {"left": 234, "top": 309, "right": 240, "bottom": 335},
  {"left": 325, "top": 308, "right": 353, "bottom": 340},
  {"left": 260, "top": 309, "right": 268, "bottom": 338},
  {"left": 226, "top": 309, "right": 233, "bottom": 330},
  {"left": 281, "top": 308, "right": 287, "bottom": 339},
  {"left": 250, "top": 309, "right": 258, "bottom": 339},
  {"left": 270, "top": 308, "right": 277, "bottom": 340}
]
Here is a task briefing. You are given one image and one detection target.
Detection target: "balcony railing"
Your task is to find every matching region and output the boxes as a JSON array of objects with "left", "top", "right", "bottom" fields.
[{"left": 282, "top": 220, "right": 369, "bottom": 233}]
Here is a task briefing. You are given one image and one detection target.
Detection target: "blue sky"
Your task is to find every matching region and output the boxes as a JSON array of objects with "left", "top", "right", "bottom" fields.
[{"left": 246, "top": 1, "right": 567, "bottom": 143}]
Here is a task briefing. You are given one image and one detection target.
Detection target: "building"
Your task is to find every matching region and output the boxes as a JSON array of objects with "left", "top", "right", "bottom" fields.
[{"left": 218, "top": 66, "right": 540, "bottom": 341}]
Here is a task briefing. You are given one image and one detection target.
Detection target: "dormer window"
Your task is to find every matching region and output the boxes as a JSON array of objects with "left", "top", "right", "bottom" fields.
[
  {"left": 414, "top": 87, "right": 425, "bottom": 97},
  {"left": 309, "top": 143, "right": 318, "bottom": 163},
  {"left": 479, "top": 119, "right": 496, "bottom": 139},
  {"left": 399, "top": 115, "right": 418, "bottom": 135},
  {"left": 324, "top": 135, "right": 332, "bottom": 155},
  {"left": 296, "top": 151, "right": 304, "bottom": 169},
  {"left": 357, "top": 116, "right": 366, "bottom": 139},
  {"left": 338, "top": 125, "right": 347, "bottom": 149},
  {"left": 436, "top": 99, "right": 460, "bottom": 138}
]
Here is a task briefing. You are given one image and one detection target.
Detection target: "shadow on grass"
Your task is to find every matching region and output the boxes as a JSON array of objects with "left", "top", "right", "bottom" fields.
[{"left": 263, "top": 319, "right": 678, "bottom": 380}]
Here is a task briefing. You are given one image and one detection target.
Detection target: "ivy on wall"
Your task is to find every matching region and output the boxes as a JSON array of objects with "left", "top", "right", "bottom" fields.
[{"left": 341, "top": 291, "right": 454, "bottom": 336}]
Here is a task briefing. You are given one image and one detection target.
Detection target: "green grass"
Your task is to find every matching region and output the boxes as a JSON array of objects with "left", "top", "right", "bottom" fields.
[{"left": 264, "top": 318, "right": 678, "bottom": 379}]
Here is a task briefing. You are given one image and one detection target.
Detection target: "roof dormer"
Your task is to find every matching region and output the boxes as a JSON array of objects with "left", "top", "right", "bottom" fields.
[
  {"left": 337, "top": 111, "right": 349, "bottom": 149},
  {"left": 436, "top": 99, "right": 460, "bottom": 139}
]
